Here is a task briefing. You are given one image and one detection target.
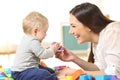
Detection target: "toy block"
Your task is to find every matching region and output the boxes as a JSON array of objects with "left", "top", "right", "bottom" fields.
[
  {"left": 4, "top": 77, "right": 14, "bottom": 80},
  {"left": 0, "top": 77, "right": 5, "bottom": 80},
  {"left": 96, "top": 75, "right": 112, "bottom": 80},
  {"left": 0, "top": 68, "right": 14, "bottom": 80},
  {"left": 0, "top": 71, "right": 7, "bottom": 77},
  {"left": 0, "top": 65, "right": 2, "bottom": 68},
  {"left": 112, "top": 75, "right": 120, "bottom": 80},
  {"left": 40, "top": 61, "right": 47, "bottom": 67},
  {"left": 0, "top": 68, "right": 5, "bottom": 73},
  {"left": 79, "top": 74, "right": 92, "bottom": 80},
  {"left": 70, "top": 69, "right": 84, "bottom": 80},
  {"left": 0, "top": 72, "right": 4, "bottom": 77},
  {"left": 66, "top": 76, "right": 73, "bottom": 80},
  {"left": 5, "top": 68, "right": 11, "bottom": 74},
  {"left": 8, "top": 78, "right": 14, "bottom": 80},
  {"left": 4, "top": 77, "right": 9, "bottom": 80},
  {"left": 6, "top": 74, "right": 12, "bottom": 78}
]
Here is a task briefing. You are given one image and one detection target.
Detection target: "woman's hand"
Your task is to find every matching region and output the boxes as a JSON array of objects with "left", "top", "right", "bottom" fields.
[{"left": 55, "top": 47, "right": 76, "bottom": 62}]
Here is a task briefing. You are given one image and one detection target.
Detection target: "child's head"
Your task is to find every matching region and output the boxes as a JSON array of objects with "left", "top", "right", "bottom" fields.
[{"left": 23, "top": 11, "right": 48, "bottom": 42}]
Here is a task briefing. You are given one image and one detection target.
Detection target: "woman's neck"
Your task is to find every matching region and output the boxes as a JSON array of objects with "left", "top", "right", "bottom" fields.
[{"left": 91, "top": 33, "right": 99, "bottom": 44}]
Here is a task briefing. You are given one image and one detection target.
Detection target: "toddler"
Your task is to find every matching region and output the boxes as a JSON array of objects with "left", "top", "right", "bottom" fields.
[{"left": 11, "top": 11, "right": 61, "bottom": 80}]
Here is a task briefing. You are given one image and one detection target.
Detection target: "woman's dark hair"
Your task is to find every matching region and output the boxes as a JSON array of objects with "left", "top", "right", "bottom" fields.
[
  {"left": 88, "top": 43, "right": 94, "bottom": 63},
  {"left": 70, "top": 2, "right": 113, "bottom": 34}
]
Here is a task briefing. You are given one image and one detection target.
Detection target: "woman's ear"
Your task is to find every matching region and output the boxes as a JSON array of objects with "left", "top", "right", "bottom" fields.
[{"left": 86, "top": 27, "right": 91, "bottom": 32}]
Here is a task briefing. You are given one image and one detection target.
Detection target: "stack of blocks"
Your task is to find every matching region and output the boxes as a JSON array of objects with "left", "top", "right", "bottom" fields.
[
  {"left": 59, "top": 71, "right": 120, "bottom": 80},
  {"left": 95, "top": 75, "right": 120, "bottom": 80},
  {"left": 0, "top": 63, "right": 120, "bottom": 80},
  {"left": 79, "top": 74, "right": 92, "bottom": 80},
  {"left": 0, "top": 67, "right": 14, "bottom": 80},
  {"left": 79, "top": 74, "right": 120, "bottom": 80}
]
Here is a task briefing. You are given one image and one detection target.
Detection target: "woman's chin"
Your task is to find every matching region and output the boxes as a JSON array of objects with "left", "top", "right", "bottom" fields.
[
  {"left": 77, "top": 39, "right": 84, "bottom": 44},
  {"left": 77, "top": 40, "right": 82, "bottom": 44}
]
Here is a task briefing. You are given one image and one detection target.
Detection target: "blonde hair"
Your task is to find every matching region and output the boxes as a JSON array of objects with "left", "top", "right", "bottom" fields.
[{"left": 23, "top": 11, "right": 48, "bottom": 34}]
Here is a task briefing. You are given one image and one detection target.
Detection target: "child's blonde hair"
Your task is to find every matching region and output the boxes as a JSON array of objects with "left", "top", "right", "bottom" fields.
[{"left": 23, "top": 11, "right": 48, "bottom": 34}]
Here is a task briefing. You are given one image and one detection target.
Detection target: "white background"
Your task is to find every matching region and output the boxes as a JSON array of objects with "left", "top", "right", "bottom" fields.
[{"left": 0, "top": 0, "right": 120, "bottom": 46}]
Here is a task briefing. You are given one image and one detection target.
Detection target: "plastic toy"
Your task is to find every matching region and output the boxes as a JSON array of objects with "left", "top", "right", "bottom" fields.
[
  {"left": 79, "top": 74, "right": 92, "bottom": 80},
  {"left": 0, "top": 65, "right": 2, "bottom": 68},
  {"left": 96, "top": 75, "right": 112, "bottom": 80},
  {"left": 66, "top": 76, "right": 73, "bottom": 80},
  {"left": 53, "top": 65, "right": 68, "bottom": 71},
  {"left": 70, "top": 69, "right": 84, "bottom": 80},
  {"left": 52, "top": 42, "right": 64, "bottom": 50},
  {"left": 0, "top": 68, "right": 14, "bottom": 80},
  {"left": 40, "top": 61, "right": 47, "bottom": 67},
  {"left": 112, "top": 75, "right": 120, "bottom": 80}
]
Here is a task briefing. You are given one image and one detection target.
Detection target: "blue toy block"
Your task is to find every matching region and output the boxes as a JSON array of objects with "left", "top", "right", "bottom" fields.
[
  {"left": 0, "top": 76, "right": 5, "bottom": 80},
  {"left": 96, "top": 75, "right": 112, "bottom": 80},
  {"left": 5, "top": 68, "right": 11, "bottom": 74},
  {"left": 79, "top": 74, "right": 92, "bottom": 80}
]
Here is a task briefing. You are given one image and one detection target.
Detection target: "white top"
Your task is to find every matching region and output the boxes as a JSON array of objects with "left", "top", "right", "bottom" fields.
[
  {"left": 12, "top": 35, "right": 54, "bottom": 71},
  {"left": 93, "top": 22, "right": 120, "bottom": 76}
]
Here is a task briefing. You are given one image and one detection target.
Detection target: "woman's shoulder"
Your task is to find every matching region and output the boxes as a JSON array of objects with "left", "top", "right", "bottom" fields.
[
  {"left": 107, "top": 21, "right": 120, "bottom": 27},
  {"left": 100, "top": 21, "right": 120, "bottom": 36},
  {"left": 104, "top": 21, "right": 120, "bottom": 31}
]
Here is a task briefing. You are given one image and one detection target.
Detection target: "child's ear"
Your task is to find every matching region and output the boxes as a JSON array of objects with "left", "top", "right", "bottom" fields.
[
  {"left": 34, "top": 28, "right": 38, "bottom": 33},
  {"left": 32, "top": 28, "right": 38, "bottom": 35}
]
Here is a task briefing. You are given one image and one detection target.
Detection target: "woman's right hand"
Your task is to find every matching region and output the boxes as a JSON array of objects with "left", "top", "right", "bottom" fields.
[{"left": 55, "top": 47, "right": 76, "bottom": 62}]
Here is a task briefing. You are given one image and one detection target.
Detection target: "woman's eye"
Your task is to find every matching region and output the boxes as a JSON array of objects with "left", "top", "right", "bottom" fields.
[{"left": 72, "top": 25, "right": 76, "bottom": 28}]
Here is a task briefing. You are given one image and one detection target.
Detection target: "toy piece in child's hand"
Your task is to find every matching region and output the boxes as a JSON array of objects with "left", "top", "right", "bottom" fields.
[
  {"left": 58, "top": 47, "right": 64, "bottom": 50},
  {"left": 52, "top": 42, "right": 57, "bottom": 44},
  {"left": 52, "top": 42, "right": 64, "bottom": 50}
]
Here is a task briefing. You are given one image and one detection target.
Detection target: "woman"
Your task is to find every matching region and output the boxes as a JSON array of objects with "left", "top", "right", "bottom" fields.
[{"left": 56, "top": 2, "right": 120, "bottom": 78}]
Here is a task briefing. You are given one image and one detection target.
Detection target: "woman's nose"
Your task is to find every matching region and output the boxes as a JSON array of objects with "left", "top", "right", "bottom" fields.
[{"left": 69, "top": 28, "right": 74, "bottom": 35}]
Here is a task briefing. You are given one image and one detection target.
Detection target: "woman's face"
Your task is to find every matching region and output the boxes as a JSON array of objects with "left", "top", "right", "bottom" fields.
[{"left": 69, "top": 14, "right": 91, "bottom": 44}]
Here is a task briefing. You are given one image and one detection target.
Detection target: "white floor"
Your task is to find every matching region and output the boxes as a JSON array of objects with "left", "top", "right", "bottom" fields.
[
  {"left": 42, "top": 56, "right": 88, "bottom": 69},
  {"left": 0, "top": 54, "right": 88, "bottom": 69}
]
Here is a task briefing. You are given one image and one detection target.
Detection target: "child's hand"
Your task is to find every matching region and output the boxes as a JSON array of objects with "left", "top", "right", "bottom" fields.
[
  {"left": 51, "top": 42, "right": 64, "bottom": 50},
  {"left": 50, "top": 42, "right": 63, "bottom": 53}
]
